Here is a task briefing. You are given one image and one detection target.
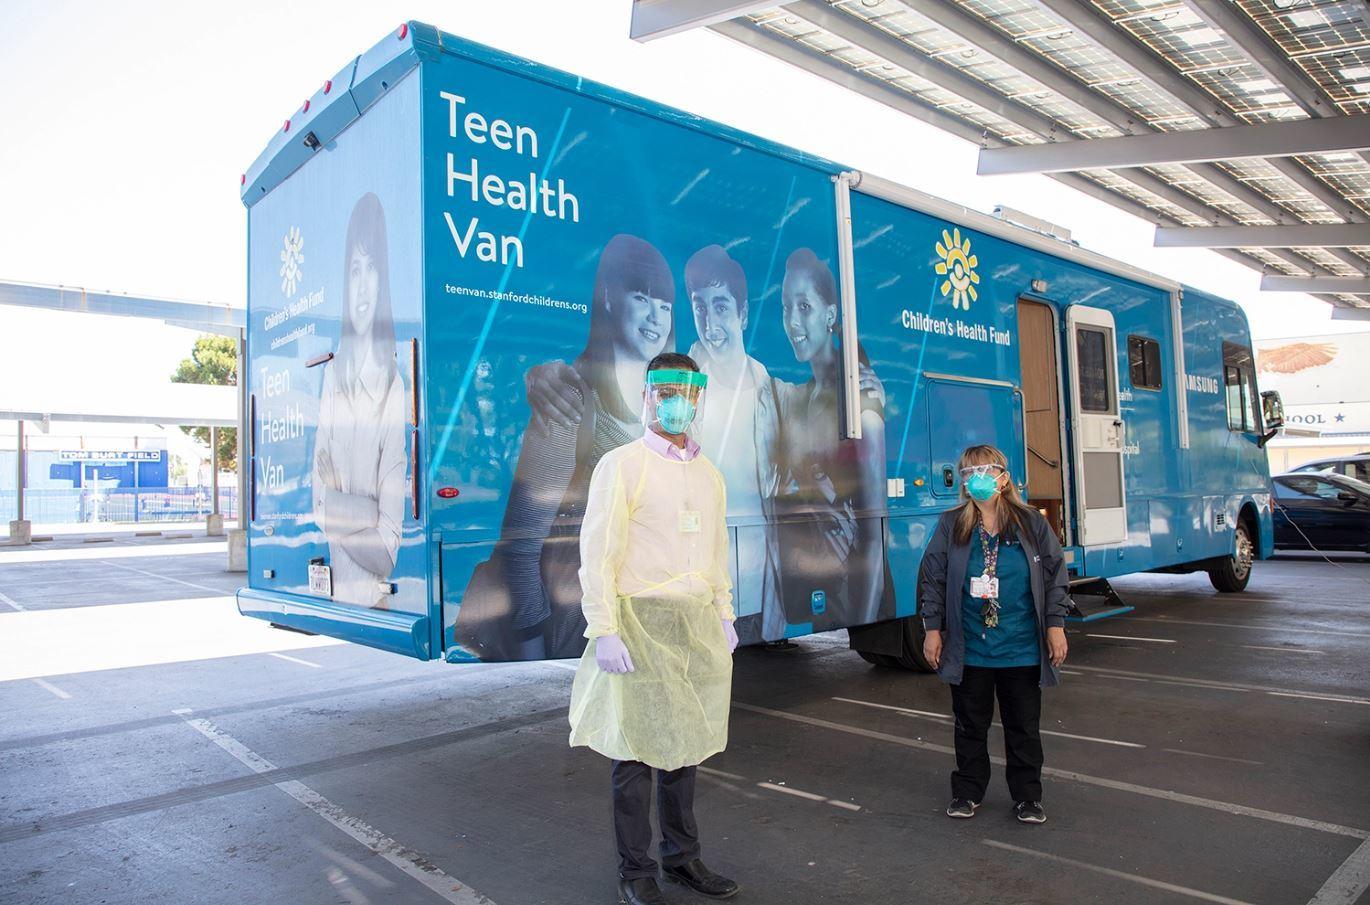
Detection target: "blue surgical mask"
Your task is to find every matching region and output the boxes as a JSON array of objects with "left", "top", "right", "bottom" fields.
[
  {"left": 656, "top": 395, "right": 697, "bottom": 434},
  {"left": 966, "top": 473, "right": 999, "bottom": 501}
]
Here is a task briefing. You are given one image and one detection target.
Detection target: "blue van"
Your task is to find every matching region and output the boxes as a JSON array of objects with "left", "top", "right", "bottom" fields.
[{"left": 237, "top": 22, "right": 1285, "bottom": 671}]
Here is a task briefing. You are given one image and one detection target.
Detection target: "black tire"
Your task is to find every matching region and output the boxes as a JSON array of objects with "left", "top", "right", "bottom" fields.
[
  {"left": 858, "top": 618, "right": 936, "bottom": 672},
  {"left": 890, "top": 616, "right": 936, "bottom": 672},
  {"left": 1208, "top": 521, "right": 1254, "bottom": 592}
]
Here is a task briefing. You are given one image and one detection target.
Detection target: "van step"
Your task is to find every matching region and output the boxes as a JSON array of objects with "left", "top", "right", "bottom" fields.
[{"left": 1066, "top": 578, "right": 1135, "bottom": 623}]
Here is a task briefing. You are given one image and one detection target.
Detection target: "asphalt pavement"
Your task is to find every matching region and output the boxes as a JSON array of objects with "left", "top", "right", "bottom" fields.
[{"left": 1, "top": 541, "right": 1367, "bottom": 905}]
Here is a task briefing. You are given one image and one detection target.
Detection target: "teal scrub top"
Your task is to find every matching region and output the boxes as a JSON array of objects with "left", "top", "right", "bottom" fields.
[{"left": 961, "top": 526, "right": 1040, "bottom": 668}]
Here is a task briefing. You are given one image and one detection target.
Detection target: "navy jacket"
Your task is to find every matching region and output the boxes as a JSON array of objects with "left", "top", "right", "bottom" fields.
[{"left": 917, "top": 507, "right": 1070, "bottom": 688}]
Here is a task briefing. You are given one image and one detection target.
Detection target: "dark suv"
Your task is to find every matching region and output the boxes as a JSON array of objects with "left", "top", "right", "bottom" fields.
[{"left": 1290, "top": 453, "right": 1370, "bottom": 484}]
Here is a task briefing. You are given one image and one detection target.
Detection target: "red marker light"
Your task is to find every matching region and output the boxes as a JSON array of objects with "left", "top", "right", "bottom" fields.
[
  {"left": 240, "top": 174, "right": 246, "bottom": 186},
  {"left": 436, "top": 487, "right": 460, "bottom": 499},
  {"left": 397, "top": 23, "right": 408, "bottom": 40},
  {"left": 283, "top": 119, "right": 291, "bottom": 133},
  {"left": 302, "top": 99, "right": 310, "bottom": 113},
  {"left": 323, "top": 79, "right": 332, "bottom": 94}
]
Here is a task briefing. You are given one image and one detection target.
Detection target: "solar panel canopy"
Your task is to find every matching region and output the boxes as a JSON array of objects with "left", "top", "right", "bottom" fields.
[{"left": 630, "top": 0, "right": 1370, "bottom": 312}]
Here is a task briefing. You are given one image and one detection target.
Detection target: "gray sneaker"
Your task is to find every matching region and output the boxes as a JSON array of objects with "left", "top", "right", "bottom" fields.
[
  {"left": 1014, "top": 801, "right": 1047, "bottom": 824},
  {"left": 946, "top": 798, "right": 979, "bottom": 818}
]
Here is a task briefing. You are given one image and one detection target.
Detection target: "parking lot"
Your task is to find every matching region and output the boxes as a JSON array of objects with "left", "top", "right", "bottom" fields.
[{"left": 1, "top": 538, "right": 1367, "bottom": 905}]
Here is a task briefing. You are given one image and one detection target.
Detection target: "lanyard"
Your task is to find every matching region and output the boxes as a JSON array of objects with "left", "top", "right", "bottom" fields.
[
  {"left": 977, "top": 523, "right": 1000, "bottom": 579},
  {"left": 977, "top": 522, "right": 1001, "bottom": 629}
]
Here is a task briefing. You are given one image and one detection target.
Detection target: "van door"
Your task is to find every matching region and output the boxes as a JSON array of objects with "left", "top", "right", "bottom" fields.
[{"left": 1065, "top": 305, "right": 1128, "bottom": 546}]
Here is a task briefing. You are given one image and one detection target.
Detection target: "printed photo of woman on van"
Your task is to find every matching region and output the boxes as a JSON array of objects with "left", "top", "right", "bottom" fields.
[
  {"left": 763, "top": 247, "right": 892, "bottom": 630},
  {"left": 457, "top": 233, "right": 676, "bottom": 660},
  {"left": 310, "top": 192, "right": 407, "bottom": 609}
]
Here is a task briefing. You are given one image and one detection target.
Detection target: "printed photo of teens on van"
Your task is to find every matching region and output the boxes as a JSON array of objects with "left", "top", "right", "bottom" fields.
[{"left": 453, "top": 234, "right": 894, "bottom": 661}]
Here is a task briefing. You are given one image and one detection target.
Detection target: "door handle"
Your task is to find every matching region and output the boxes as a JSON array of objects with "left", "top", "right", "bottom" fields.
[{"left": 942, "top": 465, "right": 955, "bottom": 488}]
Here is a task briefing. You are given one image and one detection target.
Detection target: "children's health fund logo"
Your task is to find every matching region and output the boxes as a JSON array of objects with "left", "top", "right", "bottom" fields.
[
  {"left": 935, "top": 227, "right": 979, "bottom": 310},
  {"left": 279, "top": 226, "right": 304, "bottom": 298}
]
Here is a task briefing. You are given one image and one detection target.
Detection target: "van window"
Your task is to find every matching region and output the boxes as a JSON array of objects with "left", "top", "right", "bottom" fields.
[
  {"left": 1076, "top": 327, "right": 1112, "bottom": 413},
  {"left": 1222, "top": 342, "right": 1257, "bottom": 432},
  {"left": 1127, "top": 335, "right": 1162, "bottom": 390}
]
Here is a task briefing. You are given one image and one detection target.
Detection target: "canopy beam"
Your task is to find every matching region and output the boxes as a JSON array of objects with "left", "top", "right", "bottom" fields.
[
  {"left": 1156, "top": 223, "right": 1370, "bottom": 248},
  {"left": 630, "top": 0, "right": 775, "bottom": 42},
  {"left": 978, "top": 113, "right": 1370, "bottom": 175},
  {"left": 1260, "top": 275, "right": 1370, "bottom": 293}
]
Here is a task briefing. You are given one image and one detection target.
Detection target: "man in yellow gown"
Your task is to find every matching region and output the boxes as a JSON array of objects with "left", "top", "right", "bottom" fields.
[{"left": 568, "top": 352, "right": 741, "bottom": 905}]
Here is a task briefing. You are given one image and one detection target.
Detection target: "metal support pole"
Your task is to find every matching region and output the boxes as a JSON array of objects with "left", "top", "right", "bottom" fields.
[
  {"left": 207, "top": 424, "right": 224, "bottom": 537},
  {"left": 9, "top": 419, "right": 31, "bottom": 545},
  {"left": 16, "top": 420, "right": 24, "bottom": 523},
  {"left": 237, "top": 328, "right": 247, "bottom": 525},
  {"left": 211, "top": 426, "right": 220, "bottom": 515},
  {"left": 226, "top": 327, "right": 247, "bottom": 567}
]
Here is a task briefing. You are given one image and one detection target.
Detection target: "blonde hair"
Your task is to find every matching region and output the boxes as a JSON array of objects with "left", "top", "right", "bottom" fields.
[{"left": 952, "top": 445, "right": 1036, "bottom": 545}]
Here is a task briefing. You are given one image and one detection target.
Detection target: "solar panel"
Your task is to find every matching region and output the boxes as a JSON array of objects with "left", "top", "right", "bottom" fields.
[{"left": 725, "top": 0, "right": 1370, "bottom": 299}]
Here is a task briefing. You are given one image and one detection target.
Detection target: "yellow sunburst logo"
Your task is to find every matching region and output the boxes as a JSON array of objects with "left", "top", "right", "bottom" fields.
[{"left": 935, "top": 227, "right": 979, "bottom": 310}]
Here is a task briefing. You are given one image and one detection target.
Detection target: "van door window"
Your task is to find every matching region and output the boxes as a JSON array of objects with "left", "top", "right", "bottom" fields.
[
  {"left": 1223, "top": 342, "right": 1257, "bottom": 432},
  {"left": 1076, "top": 326, "right": 1114, "bottom": 414}
]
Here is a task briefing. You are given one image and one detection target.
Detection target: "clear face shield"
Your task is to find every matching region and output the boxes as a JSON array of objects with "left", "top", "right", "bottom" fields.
[{"left": 642, "top": 368, "right": 708, "bottom": 439}]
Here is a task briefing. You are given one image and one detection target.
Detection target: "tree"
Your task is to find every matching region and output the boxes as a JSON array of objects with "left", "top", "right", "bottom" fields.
[{"left": 171, "top": 335, "right": 238, "bottom": 472}]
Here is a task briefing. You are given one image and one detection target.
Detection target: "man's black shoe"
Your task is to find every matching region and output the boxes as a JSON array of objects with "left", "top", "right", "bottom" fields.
[
  {"left": 662, "top": 860, "right": 740, "bottom": 899},
  {"left": 618, "top": 877, "right": 669, "bottom": 905}
]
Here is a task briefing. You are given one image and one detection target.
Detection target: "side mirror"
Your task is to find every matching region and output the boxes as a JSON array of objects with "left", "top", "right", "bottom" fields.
[
  {"left": 1261, "top": 390, "right": 1285, "bottom": 430},
  {"left": 1337, "top": 491, "right": 1359, "bottom": 505}
]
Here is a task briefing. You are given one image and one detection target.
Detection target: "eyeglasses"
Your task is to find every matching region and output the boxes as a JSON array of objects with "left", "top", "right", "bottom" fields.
[{"left": 959, "top": 464, "right": 1005, "bottom": 479}]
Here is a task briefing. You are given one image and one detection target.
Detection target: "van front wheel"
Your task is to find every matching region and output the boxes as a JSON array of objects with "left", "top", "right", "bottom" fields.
[{"left": 1208, "top": 522, "right": 1254, "bottom": 593}]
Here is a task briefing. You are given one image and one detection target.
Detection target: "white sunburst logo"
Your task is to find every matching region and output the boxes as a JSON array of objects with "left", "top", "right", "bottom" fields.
[
  {"left": 279, "top": 226, "right": 304, "bottom": 298},
  {"left": 935, "top": 227, "right": 979, "bottom": 310}
]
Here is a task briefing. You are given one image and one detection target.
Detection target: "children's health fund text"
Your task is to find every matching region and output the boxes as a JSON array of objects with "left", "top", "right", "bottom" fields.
[{"left": 440, "top": 90, "right": 582, "bottom": 270}]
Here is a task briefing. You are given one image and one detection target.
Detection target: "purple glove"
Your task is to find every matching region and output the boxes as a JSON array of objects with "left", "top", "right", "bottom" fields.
[
  {"left": 722, "top": 619, "right": 739, "bottom": 653},
  {"left": 595, "top": 633, "right": 635, "bottom": 674}
]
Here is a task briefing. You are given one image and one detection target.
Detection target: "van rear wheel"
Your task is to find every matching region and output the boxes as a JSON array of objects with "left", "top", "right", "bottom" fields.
[
  {"left": 1208, "top": 522, "right": 1254, "bottom": 592},
  {"left": 859, "top": 617, "right": 936, "bottom": 672}
]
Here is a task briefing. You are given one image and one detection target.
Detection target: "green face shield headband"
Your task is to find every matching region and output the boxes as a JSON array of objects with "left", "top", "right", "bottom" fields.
[{"left": 646, "top": 369, "right": 709, "bottom": 390}]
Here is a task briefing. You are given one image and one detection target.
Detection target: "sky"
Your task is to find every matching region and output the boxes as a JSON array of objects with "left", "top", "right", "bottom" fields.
[{"left": 0, "top": 0, "right": 1365, "bottom": 415}]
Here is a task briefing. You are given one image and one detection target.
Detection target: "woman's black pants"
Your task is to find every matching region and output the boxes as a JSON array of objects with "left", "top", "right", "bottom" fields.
[{"left": 949, "top": 664, "right": 1044, "bottom": 803}]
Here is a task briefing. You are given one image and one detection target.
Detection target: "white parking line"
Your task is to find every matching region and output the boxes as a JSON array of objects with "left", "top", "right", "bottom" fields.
[
  {"left": 1268, "top": 691, "right": 1370, "bottom": 706},
  {"left": 101, "top": 560, "right": 229, "bottom": 595},
  {"left": 1163, "top": 749, "right": 1264, "bottom": 767},
  {"left": 31, "top": 677, "right": 71, "bottom": 700},
  {"left": 832, "top": 697, "right": 1145, "bottom": 749},
  {"left": 833, "top": 697, "right": 949, "bottom": 721},
  {"left": 1087, "top": 633, "right": 1176, "bottom": 644},
  {"left": 758, "top": 782, "right": 825, "bottom": 802},
  {"left": 1068, "top": 665, "right": 1370, "bottom": 705},
  {"left": 756, "top": 781, "right": 863, "bottom": 812},
  {"left": 735, "top": 702, "right": 1369, "bottom": 840},
  {"left": 982, "top": 840, "right": 1256, "bottom": 905},
  {"left": 174, "top": 709, "right": 494, "bottom": 904},
  {"left": 1309, "top": 837, "right": 1370, "bottom": 905},
  {"left": 1242, "top": 645, "right": 1325, "bottom": 655},
  {"left": 268, "top": 652, "right": 321, "bottom": 668},
  {"left": 1124, "top": 616, "right": 1370, "bottom": 640},
  {"left": 0, "top": 588, "right": 25, "bottom": 611}
]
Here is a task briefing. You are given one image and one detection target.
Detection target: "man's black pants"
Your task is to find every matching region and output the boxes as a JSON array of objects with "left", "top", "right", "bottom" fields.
[
  {"left": 949, "top": 664, "right": 1044, "bottom": 803},
  {"left": 611, "top": 760, "right": 700, "bottom": 880}
]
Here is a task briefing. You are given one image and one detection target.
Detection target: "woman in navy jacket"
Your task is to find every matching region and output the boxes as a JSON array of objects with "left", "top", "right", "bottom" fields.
[{"left": 917, "top": 444, "right": 1070, "bottom": 824}]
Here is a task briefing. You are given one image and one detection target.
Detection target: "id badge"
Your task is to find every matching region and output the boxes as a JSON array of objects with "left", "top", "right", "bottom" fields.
[
  {"left": 970, "top": 573, "right": 999, "bottom": 599},
  {"left": 678, "top": 509, "right": 702, "bottom": 534}
]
